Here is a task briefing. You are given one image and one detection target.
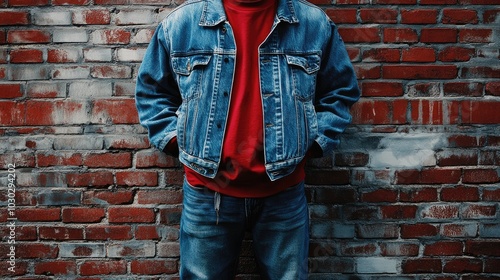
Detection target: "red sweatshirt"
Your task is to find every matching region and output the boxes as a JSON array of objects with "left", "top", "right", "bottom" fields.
[{"left": 184, "top": 0, "right": 306, "bottom": 197}]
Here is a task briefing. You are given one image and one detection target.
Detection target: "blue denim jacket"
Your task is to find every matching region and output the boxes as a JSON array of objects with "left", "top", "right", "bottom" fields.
[{"left": 135, "top": 0, "right": 360, "bottom": 181}]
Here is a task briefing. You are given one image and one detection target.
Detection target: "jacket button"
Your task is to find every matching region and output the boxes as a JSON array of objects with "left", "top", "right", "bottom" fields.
[
  {"left": 224, "top": 57, "right": 229, "bottom": 63},
  {"left": 223, "top": 91, "right": 228, "bottom": 97},
  {"left": 221, "top": 27, "right": 227, "bottom": 33},
  {"left": 217, "top": 123, "right": 222, "bottom": 129}
]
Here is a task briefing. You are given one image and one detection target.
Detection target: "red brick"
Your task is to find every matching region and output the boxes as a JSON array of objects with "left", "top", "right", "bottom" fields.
[
  {"left": 400, "top": 187, "right": 438, "bottom": 202},
  {"left": 66, "top": 172, "right": 114, "bottom": 187},
  {"left": 7, "top": 30, "right": 50, "bottom": 44},
  {"left": 137, "top": 190, "right": 183, "bottom": 204},
  {"left": 380, "top": 242, "right": 419, "bottom": 256},
  {"left": 17, "top": 243, "right": 58, "bottom": 259},
  {"left": 384, "top": 28, "right": 418, "bottom": 43},
  {"left": 402, "top": 258, "right": 442, "bottom": 273},
  {"left": 0, "top": 11, "right": 30, "bottom": 25},
  {"left": 422, "top": 204, "right": 459, "bottom": 219},
  {"left": 465, "top": 241, "right": 500, "bottom": 256},
  {"left": 325, "top": 8, "right": 357, "bottom": 24},
  {"left": 62, "top": 208, "right": 105, "bottom": 223},
  {"left": 338, "top": 27, "right": 380, "bottom": 43},
  {"left": 91, "top": 99, "right": 139, "bottom": 124},
  {"left": 17, "top": 208, "right": 60, "bottom": 222},
  {"left": 463, "top": 168, "right": 500, "bottom": 183},
  {"left": 462, "top": 67, "right": 500, "bottom": 79},
  {"left": 460, "top": 28, "right": 493, "bottom": 43},
  {"left": 442, "top": 9, "right": 478, "bottom": 24},
  {"left": 444, "top": 258, "right": 483, "bottom": 273},
  {"left": 362, "top": 48, "right": 400, "bottom": 62},
  {"left": 354, "top": 64, "right": 381, "bottom": 79},
  {"left": 361, "top": 189, "right": 398, "bottom": 203},
  {"left": 424, "top": 241, "right": 463, "bottom": 256},
  {"left": 448, "top": 135, "right": 479, "bottom": 148},
  {"left": 116, "top": 171, "right": 158, "bottom": 187},
  {"left": 374, "top": 0, "right": 416, "bottom": 3},
  {"left": 401, "top": 223, "right": 439, "bottom": 238},
  {"left": 135, "top": 225, "right": 161, "bottom": 240},
  {"left": 73, "top": 9, "right": 111, "bottom": 25},
  {"left": 461, "top": 204, "right": 497, "bottom": 219},
  {"left": 136, "top": 150, "right": 178, "bottom": 168},
  {"left": 334, "top": 152, "right": 369, "bottom": 167},
  {"left": 10, "top": 48, "right": 43, "bottom": 63},
  {"left": 421, "top": 28, "right": 458, "bottom": 43},
  {"left": 486, "top": 81, "right": 500, "bottom": 96},
  {"left": 444, "top": 82, "right": 483, "bottom": 97},
  {"left": 438, "top": 46, "right": 475, "bottom": 62},
  {"left": 83, "top": 190, "right": 134, "bottom": 205},
  {"left": 383, "top": 65, "right": 457, "bottom": 79},
  {"left": 159, "top": 207, "right": 183, "bottom": 225},
  {"left": 381, "top": 205, "right": 418, "bottom": 219},
  {"left": 441, "top": 223, "right": 477, "bottom": 237},
  {"left": 410, "top": 100, "right": 443, "bottom": 125},
  {"left": 395, "top": 168, "right": 461, "bottom": 184},
  {"left": 360, "top": 9, "right": 398, "bottom": 23},
  {"left": 485, "top": 259, "right": 500, "bottom": 273},
  {"left": 53, "top": 0, "right": 90, "bottom": 4},
  {"left": 47, "top": 49, "right": 79, "bottom": 63},
  {"left": 93, "top": 29, "right": 131, "bottom": 44},
  {"left": 80, "top": 260, "right": 127, "bottom": 276},
  {"left": 401, "top": 9, "right": 438, "bottom": 24},
  {"left": 0, "top": 84, "right": 23, "bottom": 98},
  {"left": 8, "top": 0, "right": 50, "bottom": 5},
  {"left": 340, "top": 242, "right": 377, "bottom": 256},
  {"left": 91, "top": 65, "right": 132, "bottom": 79},
  {"left": 39, "top": 227, "right": 84, "bottom": 240},
  {"left": 35, "top": 261, "right": 77, "bottom": 275},
  {"left": 83, "top": 152, "right": 132, "bottom": 168},
  {"left": 401, "top": 47, "right": 435, "bottom": 62},
  {"left": 441, "top": 186, "right": 479, "bottom": 202},
  {"left": 351, "top": 100, "right": 392, "bottom": 125},
  {"left": 37, "top": 152, "right": 83, "bottom": 167},
  {"left": 0, "top": 102, "right": 25, "bottom": 125},
  {"left": 108, "top": 207, "right": 155, "bottom": 223},
  {"left": 361, "top": 82, "right": 403, "bottom": 97},
  {"left": 85, "top": 225, "right": 132, "bottom": 240},
  {"left": 484, "top": 188, "right": 500, "bottom": 201},
  {"left": 483, "top": 9, "right": 499, "bottom": 24},
  {"left": 130, "top": 260, "right": 178, "bottom": 275}
]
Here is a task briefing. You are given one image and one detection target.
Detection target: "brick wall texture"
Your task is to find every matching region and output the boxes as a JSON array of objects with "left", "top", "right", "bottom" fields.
[{"left": 0, "top": 0, "right": 499, "bottom": 278}]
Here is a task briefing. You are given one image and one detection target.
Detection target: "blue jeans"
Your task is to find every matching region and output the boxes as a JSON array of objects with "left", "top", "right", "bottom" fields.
[{"left": 180, "top": 180, "right": 309, "bottom": 280}]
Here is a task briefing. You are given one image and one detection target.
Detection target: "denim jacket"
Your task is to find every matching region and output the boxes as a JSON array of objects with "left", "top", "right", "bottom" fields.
[{"left": 135, "top": 0, "right": 360, "bottom": 181}]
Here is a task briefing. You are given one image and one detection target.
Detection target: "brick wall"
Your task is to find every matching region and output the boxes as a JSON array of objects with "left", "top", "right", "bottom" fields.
[{"left": 0, "top": 0, "right": 498, "bottom": 278}]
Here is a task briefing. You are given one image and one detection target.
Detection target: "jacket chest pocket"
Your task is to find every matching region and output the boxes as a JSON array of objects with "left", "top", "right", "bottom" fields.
[
  {"left": 285, "top": 54, "right": 321, "bottom": 101},
  {"left": 171, "top": 54, "right": 212, "bottom": 101}
]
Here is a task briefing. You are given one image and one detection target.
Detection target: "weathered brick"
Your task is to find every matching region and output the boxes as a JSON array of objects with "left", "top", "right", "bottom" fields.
[
  {"left": 0, "top": 11, "right": 30, "bottom": 25},
  {"left": 424, "top": 241, "right": 463, "bottom": 256},
  {"left": 108, "top": 207, "right": 155, "bottom": 223},
  {"left": 421, "top": 204, "right": 460, "bottom": 220},
  {"left": 380, "top": 242, "right": 419, "bottom": 256},
  {"left": 83, "top": 48, "right": 113, "bottom": 62},
  {"left": 62, "top": 207, "right": 106, "bottom": 223},
  {"left": 26, "top": 82, "right": 66, "bottom": 98},
  {"left": 83, "top": 152, "right": 132, "bottom": 168},
  {"left": 402, "top": 258, "right": 442, "bottom": 273},
  {"left": 107, "top": 241, "right": 155, "bottom": 257},
  {"left": 91, "top": 29, "right": 131, "bottom": 45},
  {"left": 59, "top": 243, "right": 105, "bottom": 258},
  {"left": 17, "top": 243, "right": 59, "bottom": 259},
  {"left": 80, "top": 260, "right": 127, "bottom": 276},
  {"left": 116, "top": 47, "right": 147, "bottom": 62},
  {"left": 66, "top": 172, "right": 114, "bottom": 187},
  {"left": 91, "top": 65, "right": 132, "bottom": 79},
  {"left": 47, "top": 48, "right": 80, "bottom": 63},
  {"left": 83, "top": 190, "right": 134, "bottom": 205},
  {"left": 52, "top": 66, "right": 90, "bottom": 79},
  {"left": 53, "top": 29, "right": 88, "bottom": 43},
  {"left": 39, "top": 226, "right": 84, "bottom": 240},
  {"left": 35, "top": 261, "right": 77, "bottom": 276},
  {"left": 91, "top": 99, "right": 139, "bottom": 124},
  {"left": 33, "top": 11, "right": 72, "bottom": 25},
  {"left": 85, "top": 225, "right": 132, "bottom": 240},
  {"left": 37, "top": 190, "right": 81, "bottom": 206},
  {"left": 130, "top": 259, "right": 179, "bottom": 275},
  {"left": 7, "top": 30, "right": 51, "bottom": 44},
  {"left": 10, "top": 48, "right": 43, "bottom": 63},
  {"left": 72, "top": 9, "right": 111, "bottom": 25},
  {"left": 115, "top": 9, "right": 155, "bottom": 25}
]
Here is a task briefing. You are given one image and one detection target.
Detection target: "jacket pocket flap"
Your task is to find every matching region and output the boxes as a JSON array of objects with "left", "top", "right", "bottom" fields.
[
  {"left": 285, "top": 54, "right": 321, "bottom": 74},
  {"left": 172, "top": 54, "right": 211, "bottom": 76}
]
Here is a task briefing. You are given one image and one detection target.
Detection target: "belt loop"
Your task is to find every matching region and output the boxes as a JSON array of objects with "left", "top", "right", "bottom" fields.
[{"left": 214, "top": 192, "right": 221, "bottom": 225}]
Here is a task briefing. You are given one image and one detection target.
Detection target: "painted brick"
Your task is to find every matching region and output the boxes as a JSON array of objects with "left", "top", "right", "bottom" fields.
[
  {"left": 421, "top": 204, "right": 460, "bottom": 220},
  {"left": 33, "top": 11, "right": 72, "bottom": 25},
  {"left": 105, "top": 135, "right": 150, "bottom": 149},
  {"left": 115, "top": 9, "right": 155, "bottom": 25},
  {"left": 459, "top": 28, "right": 493, "bottom": 43},
  {"left": 9, "top": 65, "right": 49, "bottom": 80},
  {"left": 460, "top": 203, "right": 497, "bottom": 219},
  {"left": 107, "top": 241, "right": 155, "bottom": 257},
  {"left": 83, "top": 190, "right": 134, "bottom": 205},
  {"left": 7, "top": 30, "right": 51, "bottom": 44},
  {"left": 114, "top": 81, "right": 137, "bottom": 96},
  {"left": 68, "top": 81, "right": 113, "bottom": 98},
  {"left": 39, "top": 226, "right": 84, "bottom": 240},
  {"left": 357, "top": 224, "right": 399, "bottom": 239},
  {"left": 91, "top": 99, "right": 139, "bottom": 124},
  {"left": 52, "top": 66, "right": 90, "bottom": 79},
  {"left": 380, "top": 242, "right": 419, "bottom": 256},
  {"left": 52, "top": 29, "right": 88, "bottom": 43},
  {"left": 83, "top": 48, "right": 113, "bottom": 62},
  {"left": 91, "top": 29, "right": 131, "bottom": 45},
  {"left": 356, "top": 257, "right": 399, "bottom": 273},
  {"left": 441, "top": 223, "right": 478, "bottom": 237},
  {"left": 72, "top": 9, "right": 111, "bottom": 25},
  {"left": 37, "top": 190, "right": 81, "bottom": 206},
  {"left": 91, "top": 65, "right": 132, "bottom": 79},
  {"left": 53, "top": 136, "right": 103, "bottom": 150},
  {"left": 47, "top": 48, "right": 80, "bottom": 63},
  {"left": 27, "top": 82, "right": 66, "bottom": 98},
  {"left": 157, "top": 241, "right": 180, "bottom": 257},
  {"left": 59, "top": 243, "right": 105, "bottom": 258},
  {"left": 116, "top": 47, "right": 147, "bottom": 62}
]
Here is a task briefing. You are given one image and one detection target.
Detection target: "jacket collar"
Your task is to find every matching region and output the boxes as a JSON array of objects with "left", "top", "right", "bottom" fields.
[{"left": 199, "top": 0, "right": 299, "bottom": 26}]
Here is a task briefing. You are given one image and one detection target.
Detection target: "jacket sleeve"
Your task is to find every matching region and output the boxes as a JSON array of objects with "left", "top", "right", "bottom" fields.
[
  {"left": 314, "top": 21, "right": 360, "bottom": 156},
  {"left": 135, "top": 23, "right": 181, "bottom": 155}
]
